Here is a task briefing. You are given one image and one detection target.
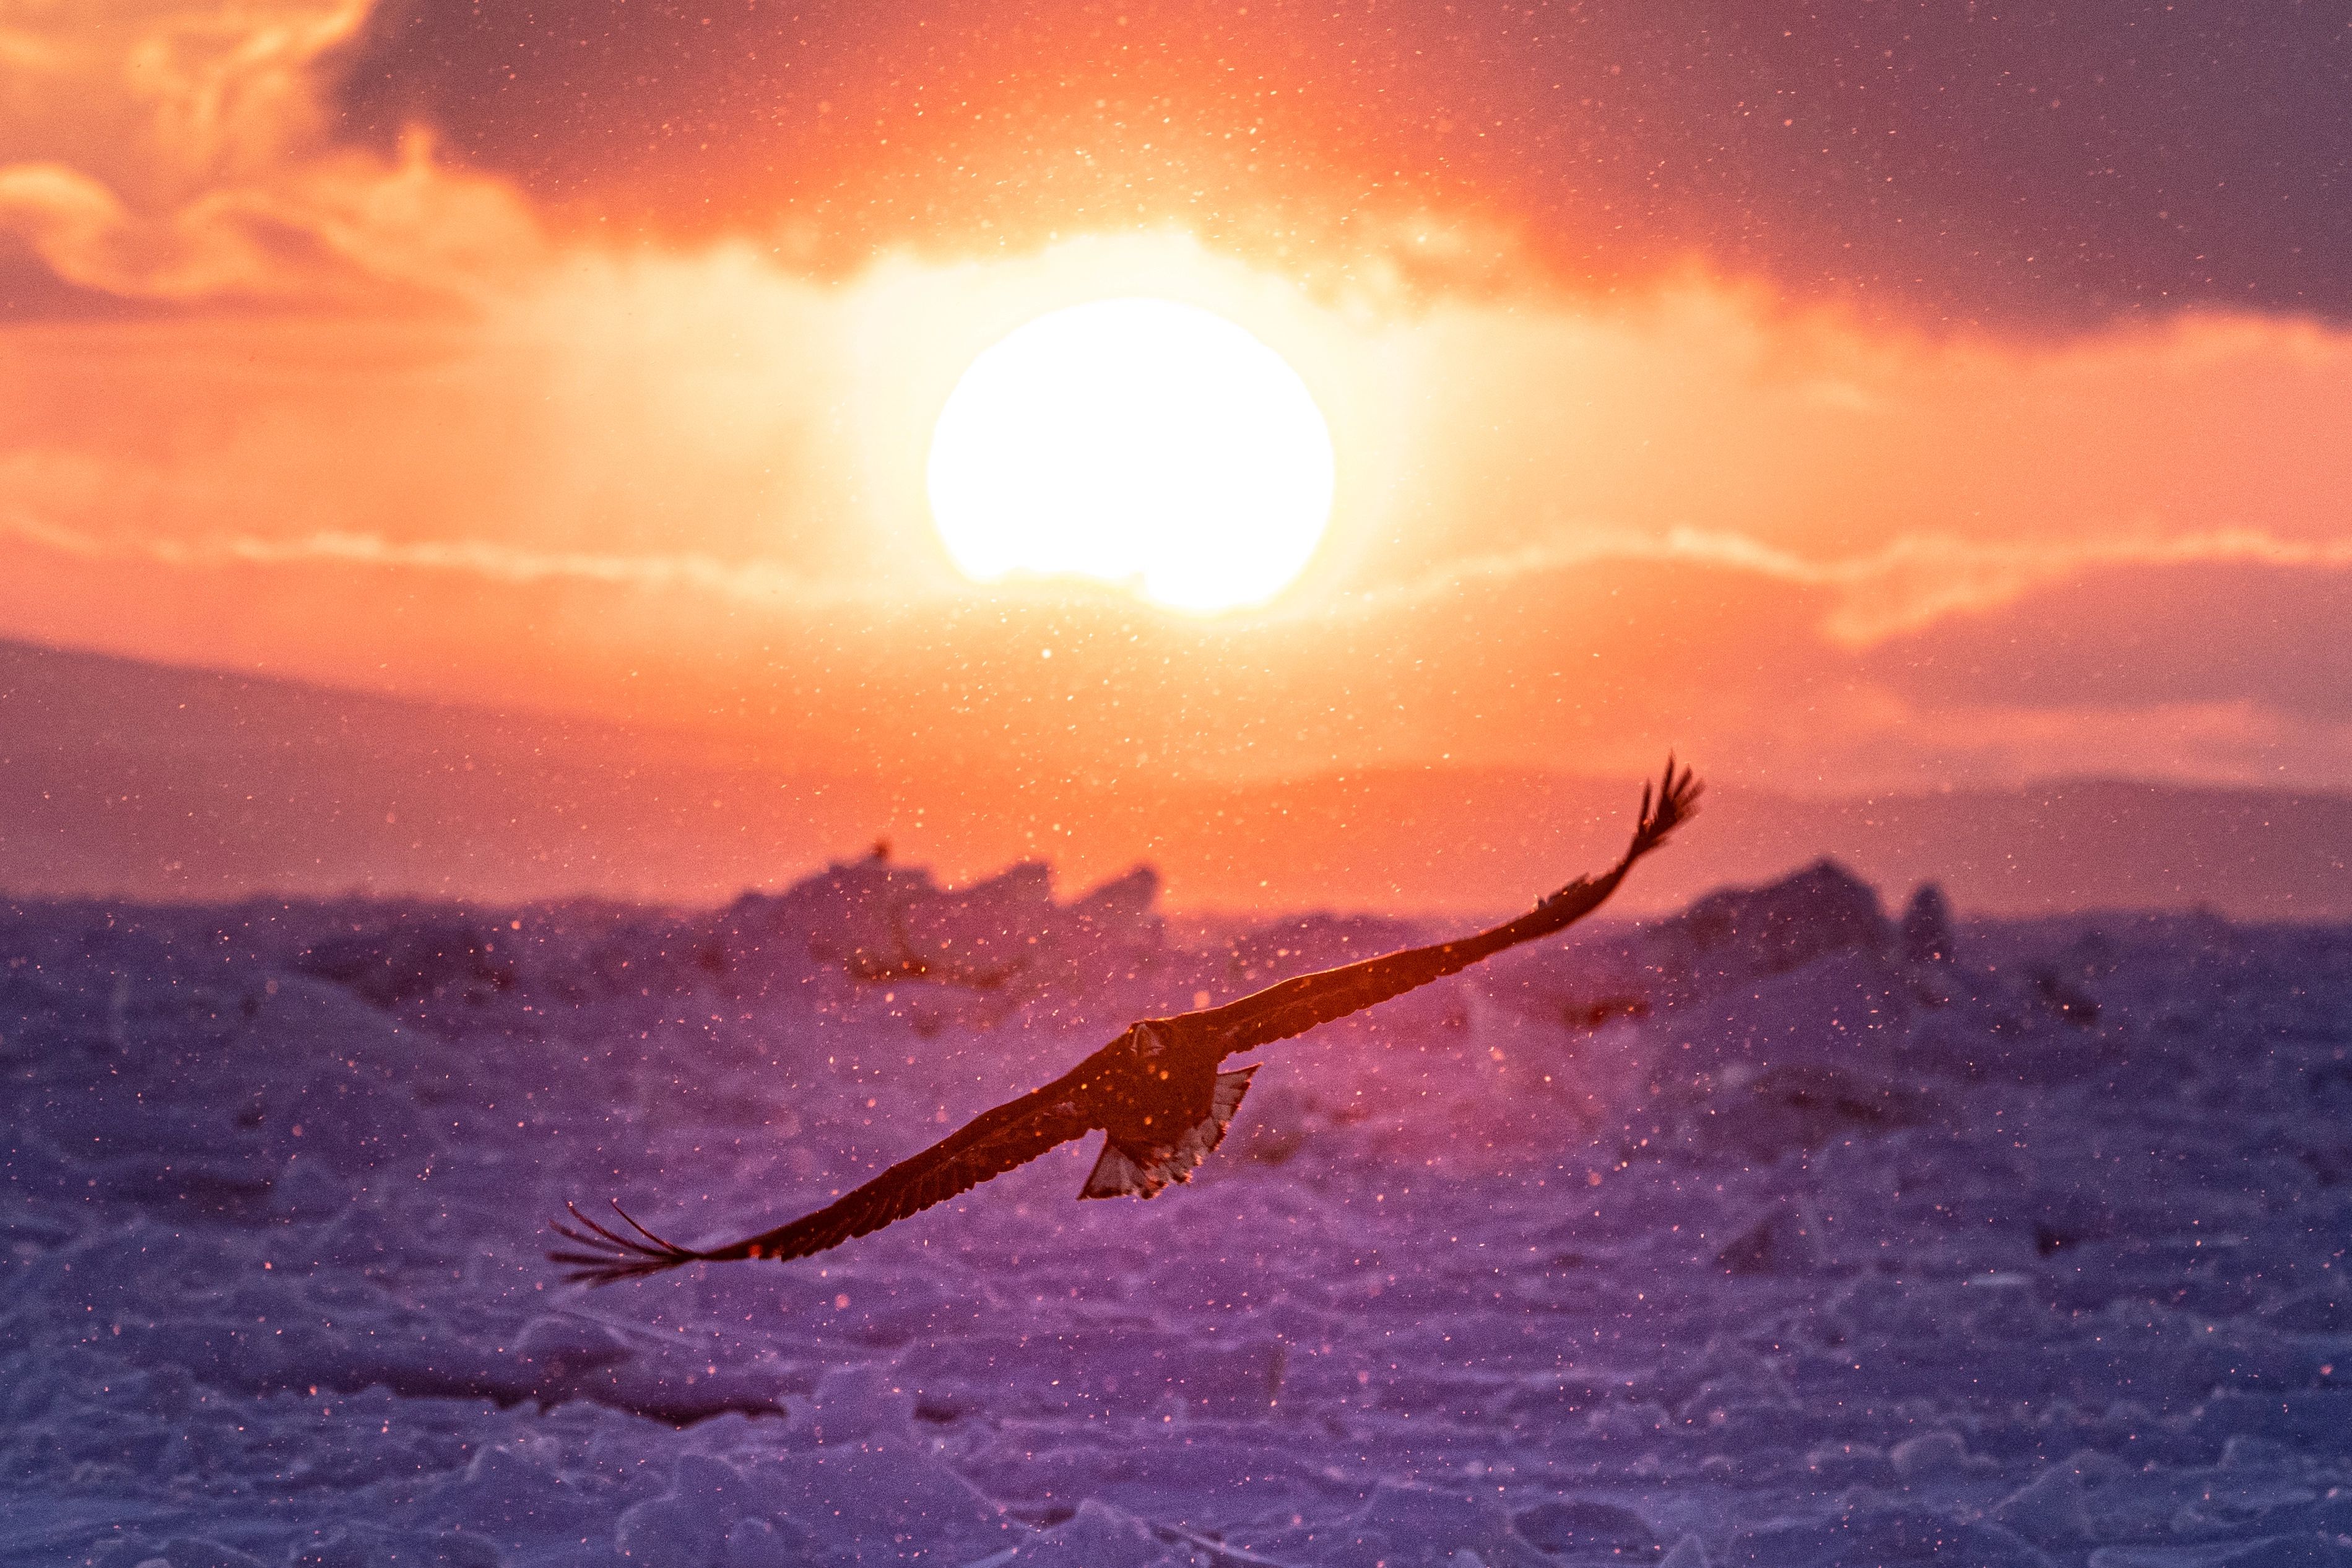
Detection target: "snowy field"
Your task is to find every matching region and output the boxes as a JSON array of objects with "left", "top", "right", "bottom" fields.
[{"left": 5, "top": 855, "right": 2350, "bottom": 1567}]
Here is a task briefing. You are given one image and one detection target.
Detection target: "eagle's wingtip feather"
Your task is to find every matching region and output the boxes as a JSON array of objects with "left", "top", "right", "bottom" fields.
[{"left": 547, "top": 1198, "right": 700, "bottom": 1286}]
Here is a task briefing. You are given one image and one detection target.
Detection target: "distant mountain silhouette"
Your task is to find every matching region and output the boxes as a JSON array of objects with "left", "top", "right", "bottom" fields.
[
  {"left": 0, "top": 639, "right": 867, "bottom": 904},
  {"left": 4, "top": 638, "right": 2346, "bottom": 917}
]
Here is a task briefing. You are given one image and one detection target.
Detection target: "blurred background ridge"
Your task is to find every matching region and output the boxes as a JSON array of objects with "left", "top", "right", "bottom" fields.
[{"left": 7, "top": 638, "right": 2344, "bottom": 919}]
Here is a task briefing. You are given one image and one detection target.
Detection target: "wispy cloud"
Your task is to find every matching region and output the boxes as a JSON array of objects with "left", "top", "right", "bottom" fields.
[
  {"left": 1329, "top": 522, "right": 2352, "bottom": 646},
  {"left": 15, "top": 500, "right": 2352, "bottom": 651},
  {"left": 0, "top": 508, "right": 867, "bottom": 607}
]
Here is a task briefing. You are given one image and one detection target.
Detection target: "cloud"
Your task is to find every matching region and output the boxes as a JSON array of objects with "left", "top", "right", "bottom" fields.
[
  {"left": 328, "top": 0, "right": 2352, "bottom": 327},
  {"left": 5, "top": 212, "right": 2350, "bottom": 795},
  {"left": 0, "top": 1, "right": 543, "bottom": 313},
  {"left": 17, "top": 1, "right": 2350, "bottom": 327},
  {"left": 12, "top": 485, "right": 2352, "bottom": 795},
  {"left": 1324, "top": 524, "right": 2352, "bottom": 650},
  {"left": 1863, "top": 561, "right": 2352, "bottom": 724},
  {"left": 0, "top": 506, "right": 858, "bottom": 607}
]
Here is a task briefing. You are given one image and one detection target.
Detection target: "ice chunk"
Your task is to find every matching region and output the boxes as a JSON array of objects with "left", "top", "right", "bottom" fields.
[
  {"left": 2261, "top": 1288, "right": 2352, "bottom": 1333},
  {"left": 294, "top": 916, "right": 514, "bottom": 1008},
  {"left": 1806, "top": 1442, "right": 1899, "bottom": 1488},
  {"left": 803, "top": 1362, "right": 917, "bottom": 1442},
  {"left": 1716, "top": 1201, "right": 1825, "bottom": 1276},
  {"left": 1889, "top": 1430, "right": 1969, "bottom": 1480},
  {"left": 141, "top": 1542, "right": 268, "bottom": 1568},
  {"left": 1901, "top": 884, "right": 1957, "bottom": 966},
  {"left": 1509, "top": 1498, "right": 1659, "bottom": 1557},
  {"left": 2220, "top": 1434, "right": 2298, "bottom": 1471},
  {"left": 1586, "top": 1401, "right": 1673, "bottom": 1440},
  {"left": 2246, "top": 1543, "right": 2352, "bottom": 1568},
  {"left": 1659, "top": 1538, "right": 1711, "bottom": 1568},
  {"left": 723, "top": 1517, "right": 810, "bottom": 1568},
  {"left": 1732, "top": 1510, "right": 2055, "bottom": 1567},
  {"left": 1661, "top": 950, "right": 1913, "bottom": 1078},
  {"left": 1673, "top": 1336, "right": 1800, "bottom": 1418},
  {"left": 594, "top": 1351, "right": 793, "bottom": 1425},
  {"left": 1330, "top": 1481, "right": 1550, "bottom": 1568},
  {"left": 986, "top": 1499, "right": 1183, "bottom": 1568},
  {"left": 1653, "top": 859, "right": 1896, "bottom": 995},
  {"left": 1992, "top": 1456, "right": 2099, "bottom": 1543},
  {"left": 2194, "top": 1389, "right": 2352, "bottom": 1450},
  {"left": 1691, "top": 1062, "right": 1935, "bottom": 1163},
  {"left": 615, "top": 1456, "right": 784, "bottom": 1568},
  {"left": 287, "top": 1528, "right": 373, "bottom": 1568},
  {"left": 1159, "top": 1335, "right": 1287, "bottom": 1416},
  {"left": 449, "top": 1443, "right": 578, "bottom": 1541},
  {"left": 762, "top": 1441, "right": 1021, "bottom": 1562},
  {"left": 715, "top": 850, "right": 1167, "bottom": 1010},
  {"left": 514, "top": 1313, "right": 635, "bottom": 1389}
]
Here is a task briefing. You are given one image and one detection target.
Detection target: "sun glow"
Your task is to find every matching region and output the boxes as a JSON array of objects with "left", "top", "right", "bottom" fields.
[{"left": 926, "top": 298, "right": 1336, "bottom": 613}]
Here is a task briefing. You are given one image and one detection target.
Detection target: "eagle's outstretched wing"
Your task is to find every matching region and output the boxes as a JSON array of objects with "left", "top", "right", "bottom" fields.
[
  {"left": 549, "top": 1082, "right": 1093, "bottom": 1285},
  {"left": 552, "top": 758, "right": 1698, "bottom": 1284},
  {"left": 1194, "top": 756, "right": 1700, "bottom": 1059}
]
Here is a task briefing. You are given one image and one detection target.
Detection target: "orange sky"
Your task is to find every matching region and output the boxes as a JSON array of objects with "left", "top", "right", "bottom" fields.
[{"left": 4, "top": 1, "right": 2351, "bottom": 821}]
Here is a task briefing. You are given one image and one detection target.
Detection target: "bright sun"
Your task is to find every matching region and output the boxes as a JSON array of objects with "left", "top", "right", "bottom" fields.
[{"left": 927, "top": 298, "right": 1335, "bottom": 613}]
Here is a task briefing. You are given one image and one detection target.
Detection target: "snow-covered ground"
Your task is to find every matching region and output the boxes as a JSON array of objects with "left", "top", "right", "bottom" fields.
[{"left": 5, "top": 855, "right": 2348, "bottom": 1567}]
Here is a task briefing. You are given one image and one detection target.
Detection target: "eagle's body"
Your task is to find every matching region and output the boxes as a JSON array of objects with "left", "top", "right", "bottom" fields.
[{"left": 552, "top": 760, "right": 1699, "bottom": 1284}]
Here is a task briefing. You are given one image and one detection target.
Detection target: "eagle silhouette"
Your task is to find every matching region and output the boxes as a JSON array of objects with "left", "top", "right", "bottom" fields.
[{"left": 551, "top": 759, "right": 1699, "bottom": 1284}]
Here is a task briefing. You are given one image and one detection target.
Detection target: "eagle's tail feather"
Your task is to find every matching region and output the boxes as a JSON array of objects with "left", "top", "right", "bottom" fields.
[{"left": 1078, "top": 1067, "right": 1259, "bottom": 1200}]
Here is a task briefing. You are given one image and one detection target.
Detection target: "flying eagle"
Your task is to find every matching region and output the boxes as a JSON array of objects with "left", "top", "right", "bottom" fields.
[{"left": 552, "top": 758, "right": 1698, "bottom": 1284}]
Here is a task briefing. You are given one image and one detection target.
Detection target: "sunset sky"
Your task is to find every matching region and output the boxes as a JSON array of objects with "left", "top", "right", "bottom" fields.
[{"left": 5, "top": 1, "right": 2350, "bottom": 820}]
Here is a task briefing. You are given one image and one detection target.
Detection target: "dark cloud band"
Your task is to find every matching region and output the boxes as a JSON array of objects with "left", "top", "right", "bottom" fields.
[{"left": 331, "top": 0, "right": 2352, "bottom": 326}]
